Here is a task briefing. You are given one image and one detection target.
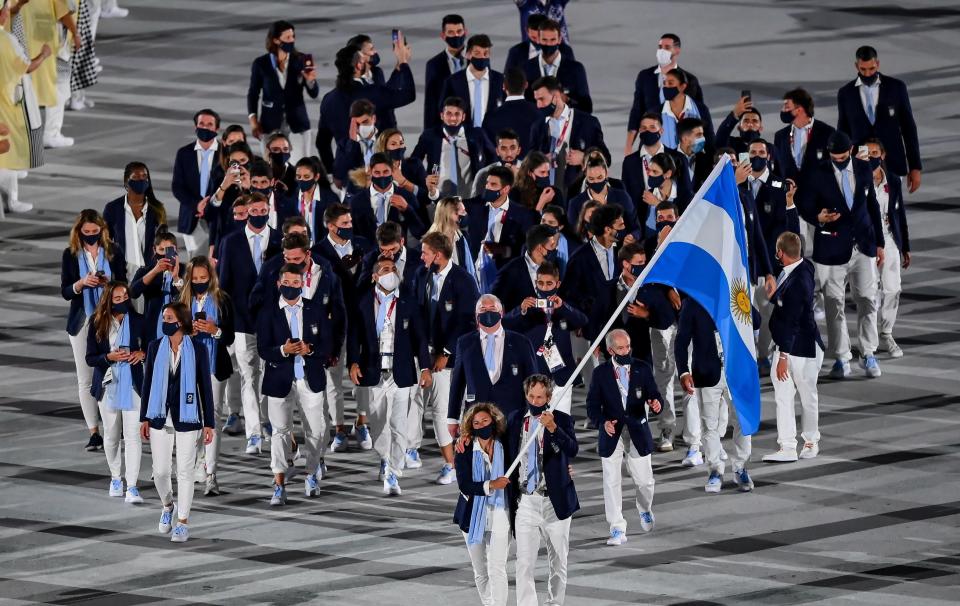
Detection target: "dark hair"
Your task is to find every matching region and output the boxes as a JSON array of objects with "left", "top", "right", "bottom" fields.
[
  {"left": 368, "top": 152, "right": 392, "bottom": 171},
  {"left": 466, "top": 34, "right": 492, "bottom": 51},
  {"left": 163, "top": 302, "right": 193, "bottom": 336},
  {"left": 282, "top": 232, "right": 310, "bottom": 252},
  {"left": 660, "top": 33, "right": 681, "bottom": 47},
  {"left": 783, "top": 88, "right": 814, "bottom": 117},
  {"left": 222, "top": 124, "right": 247, "bottom": 143},
  {"left": 496, "top": 129, "right": 520, "bottom": 145},
  {"left": 221, "top": 141, "right": 254, "bottom": 171},
  {"left": 460, "top": 402, "right": 506, "bottom": 441},
  {"left": 442, "top": 96, "right": 466, "bottom": 112},
  {"left": 376, "top": 221, "right": 403, "bottom": 245},
  {"left": 639, "top": 111, "right": 663, "bottom": 127},
  {"left": 486, "top": 165, "right": 515, "bottom": 188},
  {"left": 266, "top": 132, "right": 290, "bottom": 150},
  {"left": 526, "top": 13, "right": 547, "bottom": 30},
  {"left": 863, "top": 136, "right": 885, "bottom": 152},
  {"left": 665, "top": 68, "right": 689, "bottom": 86},
  {"left": 193, "top": 108, "right": 220, "bottom": 129},
  {"left": 441, "top": 14, "right": 465, "bottom": 28},
  {"left": 323, "top": 203, "right": 351, "bottom": 225},
  {"left": 618, "top": 242, "right": 645, "bottom": 263},
  {"left": 713, "top": 147, "right": 736, "bottom": 163},
  {"left": 279, "top": 262, "right": 305, "bottom": 278},
  {"left": 855, "top": 45, "right": 878, "bottom": 62},
  {"left": 123, "top": 161, "right": 167, "bottom": 225},
  {"left": 523, "top": 373, "right": 555, "bottom": 396},
  {"left": 531, "top": 75, "right": 561, "bottom": 94},
  {"left": 676, "top": 117, "right": 704, "bottom": 140},
  {"left": 281, "top": 215, "right": 308, "bottom": 234},
  {"left": 248, "top": 158, "right": 273, "bottom": 180},
  {"left": 92, "top": 281, "right": 130, "bottom": 344},
  {"left": 748, "top": 137, "right": 771, "bottom": 148},
  {"left": 590, "top": 204, "right": 623, "bottom": 235},
  {"left": 346, "top": 34, "right": 372, "bottom": 49},
  {"left": 503, "top": 68, "right": 527, "bottom": 95},
  {"left": 294, "top": 156, "right": 331, "bottom": 189},
  {"left": 650, "top": 152, "right": 676, "bottom": 176},
  {"left": 246, "top": 192, "right": 268, "bottom": 207},
  {"left": 536, "top": 260, "right": 560, "bottom": 279},
  {"left": 656, "top": 200, "right": 679, "bottom": 215},
  {"left": 154, "top": 227, "right": 177, "bottom": 248},
  {"left": 538, "top": 18, "right": 562, "bottom": 35},
  {"left": 741, "top": 107, "right": 763, "bottom": 121},
  {"left": 335, "top": 45, "right": 363, "bottom": 91},
  {"left": 526, "top": 223, "right": 556, "bottom": 254},
  {"left": 266, "top": 20, "right": 295, "bottom": 54},
  {"left": 350, "top": 98, "right": 376, "bottom": 118},
  {"left": 421, "top": 232, "right": 453, "bottom": 259}
]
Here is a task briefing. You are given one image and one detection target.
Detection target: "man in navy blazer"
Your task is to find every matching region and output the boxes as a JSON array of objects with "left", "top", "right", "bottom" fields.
[
  {"left": 773, "top": 88, "right": 836, "bottom": 185},
  {"left": 586, "top": 329, "right": 662, "bottom": 545},
  {"left": 611, "top": 243, "right": 678, "bottom": 367},
  {"left": 763, "top": 233, "right": 825, "bottom": 464},
  {"left": 529, "top": 76, "right": 609, "bottom": 193},
  {"left": 171, "top": 109, "right": 222, "bottom": 258},
  {"left": 413, "top": 232, "right": 480, "bottom": 484},
  {"left": 440, "top": 34, "right": 503, "bottom": 129},
  {"left": 503, "top": 13, "right": 575, "bottom": 73},
  {"left": 258, "top": 266, "right": 333, "bottom": 505},
  {"left": 357, "top": 221, "right": 420, "bottom": 299},
  {"left": 505, "top": 374, "right": 579, "bottom": 606},
  {"left": 625, "top": 33, "right": 704, "bottom": 155},
  {"left": 348, "top": 153, "right": 425, "bottom": 242},
  {"left": 448, "top": 294, "right": 538, "bottom": 427},
  {"left": 412, "top": 97, "right": 495, "bottom": 198},
  {"left": 491, "top": 223, "right": 558, "bottom": 311},
  {"left": 837, "top": 46, "right": 922, "bottom": 193},
  {"left": 714, "top": 103, "right": 779, "bottom": 174},
  {"left": 217, "top": 197, "right": 281, "bottom": 452},
  {"left": 522, "top": 20, "right": 591, "bottom": 113},
  {"left": 423, "top": 14, "right": 468, "bottom": 130},
  {"left": 348, "top": 256, "right": 432, "bottom": 494},
  {"left": 675, "top": 298, "right": 754, "bottom": 493},
  {"left": 798, "top": 132, "right": 885, "bottom": 380},
  {"left": 482, "top": 69, "right": 541, "bottom": 155}
]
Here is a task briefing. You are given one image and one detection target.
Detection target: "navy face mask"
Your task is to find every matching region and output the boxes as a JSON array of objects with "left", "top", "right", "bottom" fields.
[
  {"left": 279, "top": 285, "right": 301, "bottom": 301},
  {"left": 740, "top": 129, "right": 761, "bottom": 143},
  {"left": 443, "top": 124, "right": 460, "bottom": 137},
  {"left": 779, "top": 110, "right": 795, "bottom": 124},
  {"left": 868, "top": 156, "right": 882, "bottom": 170},
  {"left": 112, "top": 300, "right": 130, "bottom": 315},
  {"left": 528, "top": 402, "right": 546, "bottom": 417},
  {"left": 446, "top": 35, "right": 465, "bottom": 50},
  {"left": 587, "top": 180, "right": 607, "bottom": 193},
  {"left": 161, "top": 321, "right": 180, "bottom": 337},
  {"left": 296, "top": 179, "right": 314, "bottom": 193},
  {"left": 252, "top": 186, "right": 273, "bottom": 197},
  {"left": 537, "top": 287, "right": 558, "bottom": 298},
  {"left": 248, "top": 214, "right": 269, "bottom": 229},
  {"left": 656, "top": 220, "right": 676, "bottom": 232},
  {"left": 473, "top": 424, "right": 494, "bottom": 439},
  {"left": 336, "top": 227, "right": 353, "bottom": 241},
  {"left": 128, "top": 179, "right": 150, "bottom": 195},
  {"left": 860, "top": 72, "right": 878, "bottom": 86},
  {"left": 639, "top": 130, "right": 661, "bottom": 147},
  {"left": 750, "top": 156, "right": 768, "bottom": 172},
  {"left": 80, "top": 232, "right": 101, "bottom": 246},
  {"left": 613, "top": 353, "right": 631, "bottom": 365},
  {"left": 369, "top": 52, "right": 381, "bottom": 68},
  {"left": 832, "top": 157, "right": 851, "bottom": 171},
  {"left": 192, "top": 281, "right": 209, "bottom": 294},
  {"left": 388, "top": 147, "right": 406, "bottom": 162},
  {"left": 538, "top": 103, "right": 556, "bottom": 118},
  {"left": 535, "top": 175, "right": 552, "bottom": 189},
  {"left": 477, "top": 311, "right": 501, "bottom": 328},
  {"left": 279, "top": 41, "right": 295, "bottom": 53},
  {"left": 630, "top": 263, "right": 645, "bottom": 277},
  {"left": 196, "top": 127, "right": 217, "bottom": 143},
  {"left": 371, "top": 175, "right": 393, "bottom": 190},
  {"left": 271, "top": 151, "right": 291, "bottom": 165},
  {"left": 469, "top": 57, "right": 489, "bottom": 71},
  {"left": 662, "top": 86, "right": 680, "bottom": 101},
  {"left": 539, "top": 43, "right": 559, "bottom": 57},
  {"left": 482, "top": 188, "right": 501, "bottom": 203},
  {"left": 545, "top": 248, "right": 559, "bottom": 263},
  {"left": 647, "top": 174, "right": 666, "bottom": 189}
]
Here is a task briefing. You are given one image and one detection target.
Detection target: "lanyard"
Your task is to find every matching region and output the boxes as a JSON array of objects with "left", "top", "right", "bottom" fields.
[
  {"left": 551, "top": 114, "right": 571, "bottom": 156},
  {"left": 377, "top": 295, "right": 398, "bottom": 319}
]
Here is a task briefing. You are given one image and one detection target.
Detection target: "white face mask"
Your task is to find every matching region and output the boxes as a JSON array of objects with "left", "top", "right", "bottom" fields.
[
  {"left": 358, "top": 123, "right": 376, "bottom": 139},
  {"left": 656, "top": 48, "right": 673, "bottom": 66},
  {"left": 377, "top": 272, "right": 400, "bottom": 292}
]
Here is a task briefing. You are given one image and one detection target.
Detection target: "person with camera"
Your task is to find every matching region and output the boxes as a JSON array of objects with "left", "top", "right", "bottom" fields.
[
  {"left": 62, "top": 209, "right": 127, "bottom": 452},
  {"left": 491, "top": 223, "right": 559, "bottom": 311},
  {"left": 130, "top": 230, "right": 184, "bottom": 340}
]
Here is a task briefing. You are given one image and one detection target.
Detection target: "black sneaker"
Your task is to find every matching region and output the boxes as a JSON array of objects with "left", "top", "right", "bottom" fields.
[{"left": 86, "top": 432, "right": 103, "bottom": 452}]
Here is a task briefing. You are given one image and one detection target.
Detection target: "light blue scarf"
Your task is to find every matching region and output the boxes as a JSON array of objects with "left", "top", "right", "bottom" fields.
[
  {"left": 556, "top": 234, "right": 569, "bottom": 278},
  {"left": 661, "top": 98, "right": 701, "bottom": 150},
  {"left": 467, "top": 440, "right": 505, "bottom": 545},
  {"left": 193, "top": 295, "right": 219, "bottom": 376},
  {"left": 146, "top": 336, "right": 199, "bottom": 424},
  {"left": 104, "top": 314, "right": 134, "bottom": 411},
  {"left": 154, "top": 271, "right": 175, "bottom": 339},
  {"left": 78, "top": 248, "right": 111, "bottom": 317}
]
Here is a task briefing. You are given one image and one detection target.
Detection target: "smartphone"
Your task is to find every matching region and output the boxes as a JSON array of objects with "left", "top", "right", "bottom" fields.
[
  {"left": 95, "top": 270, "right": 106, "bottom": 279},
  {"left": 290, "top": 338, "right": 302, "bottom": 344},
  {"left": 740, "top": 89, "right": 751, "bottom": 101},
  {"left": 738, "top": 152, "right": 750, "bottom": 164},
  {"left": 857, "top": 145, "right": 869, "bottom": 157},
  {"left": 194, "top": 311, "right": 207, "bottom": 321},
  {"left": 164, "top": 246, "right": 177, "bottom": 261},
  {"left": 430, "top": 163, "right": 440, "bottom": 176},
  {"left": 230, "top": 160, "right": 241, "bottom": 176},
  {"left": 392, "top": 29, "right": 400, "bottom": 44}
]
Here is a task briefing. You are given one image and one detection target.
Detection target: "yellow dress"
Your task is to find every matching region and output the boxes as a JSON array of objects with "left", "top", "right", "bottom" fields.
[
  {"left": 19, "top": 0, "right": 70, "bottom": 108},
  {"left": 0, "top": 31, "right": 30, "bottom": 170}
]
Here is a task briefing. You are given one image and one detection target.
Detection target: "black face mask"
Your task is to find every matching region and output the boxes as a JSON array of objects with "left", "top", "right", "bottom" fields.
[
  {"left": 630, "top": 263, "right": 645, "bottom": 277},
  {"left": 739, "top": 129, "right": 761, "bottom": 143},
  {"left": 161, "top": 321, "right": 180, "bottom": 337},
  {"left": 388, "top": 147, "right": 406, "bottom": 162},
  {"left": 656, "top": 220, "right": 676, "bottom": 233},
  {"left": 248, "top": 214, "right": 269, "bottom": 229},
  {"left": 860, "top": 72, "right": 879, "bottom": 86},
  {"left": 538, "top": 103, "right": 556, "bottom": 118},
  {"left": 545, "top": 248, "right": 558, "bottom": 263},
  {"left": 473, "top": 424, "right": 494, "bottom": 439},
  {"left": 196, "top": 127, "right": 217, "bottom": 143},
  {"left": 832, "top": 157, "right": 851, "bottom": 171},
  {"left": 457, "top": 214, "right": 469, "bottom": 228},
  {"left": 477, "top": 311, "right": 501, "bottom": 328},
  {"left": 336, "top": 227, "right": 353, "bottom": 241},
  {"left": 369, "top": 52, "right": 381, "bottom": 68},
  {"left": 662, "top": 86, "right": 679, "bottom": 101},
  {"left": 779, "top": 110, "right": 795, "bottom": 124},
  {"left": 192, "top": 281, "right": 209, "bottom": 294},
  {"left": 469, "top": 57, "right": 489, "bottom": 71},
  {"left": 270, "top": 151, "right": 291, "bottom": 166},
  {"left": 539, "top": 43, "right": 559, "bottom": 57},
  {"left": 279, "top": 41, "right": 295, "bottom": 53},
  {"left": 80, "top": 232, "right": 101, "bottom": 246},
  {"left": 639, "top": 130, "right": 661, "bottom": 147},
  {"left": 482, "top": 188, "right": 501, "bottom": 203},
  {"left": 613, "top": 353, "right": 631, "bottom": 366},
  {"left": 428, "top": 261, "right": 441, "bottom": 274},
  {"left": 289, "top": 261, "right": 307, "bottom": 274},
  {"left": 587, "top": 180, "right": 607, "bottom": 193},
  {"left": 868, "top": 156, "right": 882, "bottom": 171},
  {"left": 443, "top": 124, "right": 461, "bottom": 138},
  {"left": 279, "top": 285, "right": 301, "bottom": 301},
  {"left": 127, "top": 179, "right": 150, "bottom": 195},
  {"left": 528, "top": 402, "right": 546, "bottom": 417},
  {"left": 234, "top": 218, "right": 248, "bottom": 229},
  {"left": 749, "top": 156, "right": 768, "bottom": 172},
  {"left": 296, "top": 179, "right": 314, "bottom": 193},
  {"left": 446, "top": 34, "right": 465, "bottom": 50},
  {"left": 647, "top": 174, "right": 666, "bottom": 189},
  {"left": 112, "top": 300, "right": 130, "bottom": 315},
  {"left": 251, "top": 186, "right": 273, "bottom": 197},
  {"left": 535, "top": 175, "right": 552, "bottom": 189},
  {"left": 536, "top": 287, "right": 558, "bottom": 298},
  {"left": 371, "top": 175, "right": 393, "bottom": 190}
]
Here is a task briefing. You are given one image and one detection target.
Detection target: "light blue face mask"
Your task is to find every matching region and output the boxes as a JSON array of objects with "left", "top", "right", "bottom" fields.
[{"left": 692, "top": 137, "right": 706, "bottom": 154}]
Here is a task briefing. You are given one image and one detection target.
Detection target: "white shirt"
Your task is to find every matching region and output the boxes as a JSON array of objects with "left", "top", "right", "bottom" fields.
[
  {"left": 274, "top": 54, "right": 288, "bottom": 88},
  {"left": 874, "top": 171, "right": 892, "bottom": 237},
  {"left": 661, "top": 94, "right": 697, "bottom": 122},
  {"left": 439, "top": 125, "right": 471, "bottom": 188},
  {"left": 504, "top": 94, "right": 525, "bottom": 103},
  {"left": 856, "top": 75, "right": 881, "bottom": 118},
  {"left": 123, "top": 196, "right": 146, "bottom": 268},
  {"left": 169, "top": 343, "right": 182, "bottom": 373},
  {"left": 193, "top": 139, "right": 219, "bottom": 174},
  {"left": 486, "top": 198, "right": 511, "bottom": 242},
  {"left": 375, "top": 287, "right": 398, "bottom": 369},
  {"left": 538, "top": 52, "right": 562, "bottom": 77},
  {"left": 546, "top": 104, "right": 573, "bottom": 151},
  {"left": 298, "top": 186, "right": 324, "bottom": 241},
  {"left": 527, "top": 41, "right": 540, "bottom": 61},
  {"left": 523, "top": 253, "right": 539, "bottom": 288},
  {"left": 777, "top": 258, "right": 802, "bottom": 288},
  {"left": 790, "top": 117, "right": 815, "bottom": 164},
  {"left": 590, "top": 237, "right": 615, "bottom": 280},
  {"left": 479, "top": 326, "right": 505, "bottom": 383},
  {"left": 303, "top": 261, "right": 322, "bottom": 300},
  {"left": 466, "top": 67, "right": 490, "bottom": 121},
  {"left": 395, "top": 246, "right": 408, "bottom": 280},
  {"left": 369, "top": 184, "right": 395, "bottom": 224},
  {"left": 327, "top": 234, "right": 353, "bottom": 259},
  {"left": 640, "top": 142, "right": 666, "bottom": 188},
  {"left": 244, "top": 225, "right": 269, "bottom": 266},
  {"left": 280, "top": 298, "right": 304, "bottom": 354},
  {"left": 431, "top": 259, "right": 454, "bottom": 299}
]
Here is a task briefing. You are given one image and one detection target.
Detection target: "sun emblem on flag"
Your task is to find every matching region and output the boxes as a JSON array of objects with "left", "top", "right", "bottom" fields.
[{"left": 730, "top": 278, "right": 751, "bottom": 325}]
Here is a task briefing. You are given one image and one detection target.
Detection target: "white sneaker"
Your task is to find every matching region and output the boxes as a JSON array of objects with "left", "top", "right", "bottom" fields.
[
  {"left": 404, "top": 448, "right": 423, "bottom": 469},
  {"left": 719, "top": 447, "right": 729, "bottom": 461},
  {"left": 436, "top": 463, "right": 456, "bottom": 485},
  {"left": 43, "top": 134, "right": 74, "bottom": 148},
  {"left": 194, "top": 459, "right": 207, "bottom": 483},
  {"left": 68, "top": 97, "right": 87, "bottom": 111},
  {"left": 108, "top": 478, "right": 123, "bottom": 497},
  {"left": 799, "top": 442, "right": 819, "bottom": 459},
  {"left": 762, "top": 448, "right": 799, "bottom": 463},
  {"left": 638, "top": 511, "right": 655, "bottom": 532},
  {"left": 7, "top": 200, "right": 33, "bottom": 213},
  {"left": 881, "top": 335, "right": 904, "bottom": 359},
  {"left": 383, "top": 472, "right": 402, "bottom": 496},
  {"left": 204, "top": 474, "right": 220, "bottom": 496},
  {"left": 606, "top": 529, "right": 627, "bottom": 546},
  {"left": 681, "top": 447, "right": 703, "bottom": 467},
  {"left": 100, "top": 6, "right": 129, "bottom": 18},
  {"left": 170, "top": 524, "right": 189, "bottom": 543},
  {"left": 125, "top": 486, "right": 143, "bottom": 504},
  {"left": 158, "top": 505, "right": 175, "bottom": 533}
]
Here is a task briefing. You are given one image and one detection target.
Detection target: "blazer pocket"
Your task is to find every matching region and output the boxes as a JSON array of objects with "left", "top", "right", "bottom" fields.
[{"left": 262, "top": 101, "right": 275, "bottom": 109}]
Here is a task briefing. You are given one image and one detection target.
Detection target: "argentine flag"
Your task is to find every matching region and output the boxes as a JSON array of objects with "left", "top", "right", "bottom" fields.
[{"left": 640, "top": 156, "right": 761, "bottom": 435}]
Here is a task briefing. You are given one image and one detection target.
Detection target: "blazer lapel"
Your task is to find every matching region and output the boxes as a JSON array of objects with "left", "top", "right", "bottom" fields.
[{"left": 471, "top": 335, "right": 493, "bottom": 390}]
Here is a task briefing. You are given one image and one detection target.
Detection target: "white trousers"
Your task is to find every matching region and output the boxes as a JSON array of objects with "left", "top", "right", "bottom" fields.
[
  {"left": 288, "top": 129, "right": 312, "bottom": 165},
  {"left": 232, "top": 332, "right": 264, "bottom": 438},
  {"left": 682, "top": 385, "right": 716, "bottom": 450},
  {"left": 463, "top": 507, "right": 511, "bottom": 606},
  {"left": 754, "top": 276, "right": 775, "bottom": 360},
  {"left": 0, "top": 169, "right": 19, "bottom": 211},
  {"left": 650, "top": 326, "right": 677, "bottom": 436},
  {"left": 423, "top": 368, "right": 453, "bottom": 447},
  {"left": 771, "top": 346, "right": 823, "bottom": 450},
  {"left": 364, "top": 374, "right": 410, "bottom": 475},
  {"left": 179, "top": 220, "right": 208, "bottom": 261},
  {"left": 698, "top": 372, "right": 749, "bottom": 475},
  {"left": 515, "top": 493, "right": 571, "bottom": 606},
  {"left": 201, "top": 375, "right": 228, "bottom": 475},
  {"left": 817, "top": 249, "right": 879, "bottom": 360},
  {"left": 323, "top": 344, "right": 348, "bottom": 426},
  {"left": 407, "top": 376, "right": 425, "bottom": 450},
  {"left": 268, "top": 379, "right": 328, "bottom": 476},
  {"left": 43, "top": 65, "right": 71, "bottom": 139},
  {"left": 225, "top": 371, "right": 242, "bottom": 415},
  {"left": 878, "top": 239, "right": 902, "bottom": 337},
  {"left": 68, "top": 322, "right": 99, "bottom": 430},
  {"left": 98, "top": 395, "right": 142, "bottom": 487},
  {"left": 601, "top": 428, "right": 654, "bottom": 532},
  {"left": 150, "top": 425, "right": 199, "bottom": 520}
]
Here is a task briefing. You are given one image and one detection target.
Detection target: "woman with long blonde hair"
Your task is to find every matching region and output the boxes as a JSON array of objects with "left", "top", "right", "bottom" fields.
[
  {"left": 426, "top": 196, "right": 477, "bottom": 282},
  {"left": 61, "top": 209, "right": 126, "bottom": 452}
]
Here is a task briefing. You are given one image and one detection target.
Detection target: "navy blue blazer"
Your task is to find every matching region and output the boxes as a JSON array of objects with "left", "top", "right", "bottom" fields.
[
  {"left": 773, "top": 119, "right": 836, "bottom": 184},
  {"left": 312, "top": 234, "right": 373, "bottom": 312},
  {"left": 612, "top": 280, "right": 678, "bottom": 366},
  {"left": 411, "top": 126, "right": 495, "bottom": 182},
  {"left": 60, "top": 247, "right": 127, "bottom": 336},
  {"left": 881, "top": 173, "right": 909, "bottom": 253},
  {"left": 503, "top": 40, "right": 575, "bottom": 73},
  {"left": 216, "top": 227, "right": 282, "bottom": 333},
  {"left": 357, "top": 246, "right": 421, "bottom": 299},
  {"left": 247, "top": 52, "right": 319, "bottom": 134},
  {"left": 289, "top": 187, "right": 339, "bottom": 243},
  {"left": 482, "top": 98, "right": 542, "bottom": 156},
  {"left": 558, "top": 242, "right": 618, "bottom": 342},
  {"left": 737, "top": 187, "right": 774, "bottom": 282},
  {"left": 627, "top": 65, "right": 704, "bottom": 132},
  {"left": 347, "top": 290, "right": 431, "bottom": 388},
  {"left": 743, "top": 177, "right": 802, "bottom": 264},
  {"left": 621, "top": 147, "right": 693, "bottom": 238},
  {"left": 714, "top": 112, "right": 780, "bottom": 176},
  {"left": 502, "top": 302, "right": 588, "bottom": 386},
  {"left": 256, "top": 298, "right": 329, "bottom": 397},
  {"left": 171, "top": 142, "right": 221, "bottom": 234},
  {"left": 85, "top": 311, "right": 148, "bottom": 401},
  {"left": 440, "top": 68, "right": 505, "bottom": 129},
  {"left": 529, "top": 109, "right": 609, "bottom": 189},
  {"left": 567, "top": 188, "right": 638, "bottom": 238},
  {"left": 586, "top": 358, "right": 661, "bottom": 458},
  {"left": 681, "top": 150, "right": 714, "bottom": 192},
  {"left": 522, "top": 57, "right": 592, "bottom": 113},
  {"left": 348, "top": 187, "right": 425, "bottom": 243},
  {"left": 769, "top": 259, "right": 824, "bottom": 358},
  {"left": 505, "top": 409, "right": 579, "bottom": 521},
  {"left": 414, "top": 262, "right": 479, "bottom": 366},
  {"left": 452, "top": 440, "right": 516, "bottom": 534},
  {"left": 102, "top": 196, "right": 163, "bottom": 265},
  {"left": 836, "top": 74, "right": 921, "bottom": 176},
  {"left": 464, "top": 197, "right": 538, "bottom": 271},
  {"left": 140, "top": 336, "right": 216, "bottom": 431},
  {"left": 674, "top": 298, "right": 722, "bottom": 388},
  {"left": 332, "top": 138, "right": 377, "bottom": 186},
  {"left": 490, "top": 254, "right": 537, "bottom": 312},
  {"left": 448, "top": 329, "right": 538, "bottom": 421},
  {"left": 797, "top": 159, "right": 884, "bottom": 265},
  {"left": 424, "top": 50, "right": 460, "bottom": 130},
  {"left": 129, "top": 259, "right": 185, "bottom": 341}
]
